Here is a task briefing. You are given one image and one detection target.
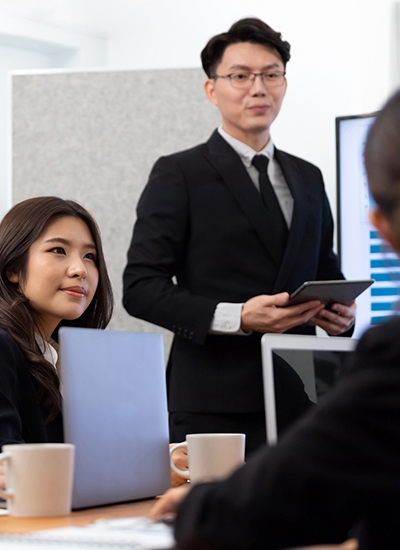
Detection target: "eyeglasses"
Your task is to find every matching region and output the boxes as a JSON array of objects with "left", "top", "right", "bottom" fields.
[{"left": 212, "top": 71, "right": 286, "bottom": 89}]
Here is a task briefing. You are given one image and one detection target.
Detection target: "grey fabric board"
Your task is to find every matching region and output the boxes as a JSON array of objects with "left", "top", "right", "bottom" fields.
[{"left": 12, "top": 68, "right": 221, "bottom": 358}]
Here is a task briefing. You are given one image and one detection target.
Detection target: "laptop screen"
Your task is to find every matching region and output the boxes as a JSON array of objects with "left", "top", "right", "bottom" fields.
[
  {"left": 59, "top": 327, "right": 171, "bottom": 509},
  {"left": 261, "top": 334, "right": 357, "bottom": 445}
]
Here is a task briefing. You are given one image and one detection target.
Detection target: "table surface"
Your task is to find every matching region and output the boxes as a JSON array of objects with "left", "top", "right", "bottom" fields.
[
  {"left": 0, "top": 498, "right": 156, "bottom": 534},
  {"left": 0, "top": 500, "right": 359, "bottom": 550}
]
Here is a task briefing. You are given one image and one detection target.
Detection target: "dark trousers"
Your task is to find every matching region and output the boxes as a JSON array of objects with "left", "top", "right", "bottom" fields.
[
  {"left": 169, "top": 411, "right": 267, "bottom": 458},
  {"left": 169, "top": 355, "right": 315, "bottom": 458}
]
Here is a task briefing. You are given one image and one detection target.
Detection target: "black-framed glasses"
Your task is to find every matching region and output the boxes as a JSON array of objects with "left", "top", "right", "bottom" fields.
[{"left": 212, "top": 71, "right": 286, "bottom": 89}]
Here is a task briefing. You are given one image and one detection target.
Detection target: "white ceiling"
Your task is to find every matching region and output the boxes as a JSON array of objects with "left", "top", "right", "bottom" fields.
[{"left": 0, "top": 0, "right": 149, "bottom": 39}]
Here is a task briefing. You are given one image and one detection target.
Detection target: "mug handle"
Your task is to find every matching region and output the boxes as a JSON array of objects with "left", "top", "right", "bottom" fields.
[
  {"left": 169, "top": 442, "right": 190, "bottom": 478},
  {"left": 0, "top": 452, "right": 13, "bottom": 500}
]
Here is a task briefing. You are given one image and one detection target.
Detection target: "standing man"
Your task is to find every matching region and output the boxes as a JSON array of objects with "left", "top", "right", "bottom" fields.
[{"left": 123, "top": 18, "right": 355, "bottom": 454}]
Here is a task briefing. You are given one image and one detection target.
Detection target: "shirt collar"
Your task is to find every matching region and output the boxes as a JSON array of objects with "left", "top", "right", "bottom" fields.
[
  {"left": 35, "top": 333, "right": 58, "bottom": 368},
  {"left": 218, "top": 125, "right": 274, "bottom": 169}
]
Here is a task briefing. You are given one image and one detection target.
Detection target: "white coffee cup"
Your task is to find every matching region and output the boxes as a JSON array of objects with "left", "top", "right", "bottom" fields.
[
  {"left": 0, "top": 443, "right": 75, "bottom": 517},
  {"left": 170, "top": 433, "right": 245, "bottom": 484}
]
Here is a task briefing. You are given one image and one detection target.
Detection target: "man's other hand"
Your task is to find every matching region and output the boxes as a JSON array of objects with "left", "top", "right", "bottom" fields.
[
  {"left": 310, "top": 301, "right": 356, "bottom": 335},
  {"left": 241, "top": 293, "right": 324, "bottom": 334}
]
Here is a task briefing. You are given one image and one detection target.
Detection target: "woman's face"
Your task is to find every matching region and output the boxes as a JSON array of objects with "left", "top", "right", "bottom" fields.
[{"left": 10, "top": 216, "right": 99, "bottom": 339}]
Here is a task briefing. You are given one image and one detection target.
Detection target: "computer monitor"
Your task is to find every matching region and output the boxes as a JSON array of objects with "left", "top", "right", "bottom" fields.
[
  {"left": 261, "top": 334, "right": 357, "bottom": 446},
  {"left": 336, "top": 112, "right": 400, "bottom": 337}
]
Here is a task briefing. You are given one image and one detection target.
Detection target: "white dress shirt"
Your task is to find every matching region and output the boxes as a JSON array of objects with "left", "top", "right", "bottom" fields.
[
  {"left": 209, "top": 128, "right": 294, "bottom": 335},
  {"left": 35, "top": 333, "right": 58, "bottom": 368}
]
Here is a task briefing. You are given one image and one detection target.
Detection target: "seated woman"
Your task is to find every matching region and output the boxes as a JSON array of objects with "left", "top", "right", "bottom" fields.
[
  {"left": 151, "top": 91, "right": 400, "bottom": 548},
  {"left": 0, "top": 197, "right": 112, "bottom": 488},
  {"left": 0, "top": 196, "right": 113, "bottom": 451}
]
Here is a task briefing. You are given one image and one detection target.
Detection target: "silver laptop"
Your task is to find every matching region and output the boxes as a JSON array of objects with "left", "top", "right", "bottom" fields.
[
  {"left": 59, "top": 327, "right": 171, "bottom": 509},
  {"left": 261, "top": 334, "right": 357, "bottom": 446}
]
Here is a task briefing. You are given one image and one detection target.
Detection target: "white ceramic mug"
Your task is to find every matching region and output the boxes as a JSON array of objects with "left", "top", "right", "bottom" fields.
[
  {"left": 170, "top": 433, "right": 245, "bottom": 484},
  {"left": 0, "top": 443, "right": 75, "bottom": 517}
]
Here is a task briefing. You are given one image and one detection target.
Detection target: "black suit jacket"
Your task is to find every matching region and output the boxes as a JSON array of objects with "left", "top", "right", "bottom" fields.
[
  {"left": 0, "top": 329, "right": 63, "bottom": 449},
  {"left": 123, "top": 131, "right": 346, "bottom": 413},
  {"left": 174, "top": 318, "right": 400, "bottom": 550}
]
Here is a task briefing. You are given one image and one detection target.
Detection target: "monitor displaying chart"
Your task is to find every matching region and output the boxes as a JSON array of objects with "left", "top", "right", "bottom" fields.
[{"left": 336, "top": 112, "right": 400, "bottom": 338}]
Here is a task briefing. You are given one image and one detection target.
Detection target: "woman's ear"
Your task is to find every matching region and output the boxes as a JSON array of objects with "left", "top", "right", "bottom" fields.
[
  {"left": 369, "top": 208, "right": 400, "bottom": 251},
  {"left": 6, "top": 271, "right": 19, "bottom": 284}
]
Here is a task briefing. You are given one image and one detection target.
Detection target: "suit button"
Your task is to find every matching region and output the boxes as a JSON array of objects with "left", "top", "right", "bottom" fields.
[
  {"left": 177, "top": 327, "right": 182, "bottom": 335},
  {"left": 172, "top": 325, "right": 177, "bottom": 333},
  {"left": 183, "top": 329, "right": 188, "bottom": 337},
  {"left": 189, "top": 331, "right": 194, "bottom": 339}
]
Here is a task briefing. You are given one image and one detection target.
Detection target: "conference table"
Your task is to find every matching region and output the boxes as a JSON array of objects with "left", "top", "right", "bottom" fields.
[
  {"left": 0, "top": 497, "right": 156, "bottom": 534},
  {"left": 0, "top": 500, "right": 358, "bottom": 550}
]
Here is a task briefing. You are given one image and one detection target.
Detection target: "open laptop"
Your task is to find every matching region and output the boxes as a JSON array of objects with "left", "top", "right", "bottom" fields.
[
  {"left": 261, "top": 334, "right": 357, "bottom": 446},
  {"left": 59, "top": 327, "right": 171, "bottom": 509}
]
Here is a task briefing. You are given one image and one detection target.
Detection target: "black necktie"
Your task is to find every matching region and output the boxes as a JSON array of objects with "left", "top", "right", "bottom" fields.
[{"left": 252, "top": 155, "right": 288, "bottom": 263}]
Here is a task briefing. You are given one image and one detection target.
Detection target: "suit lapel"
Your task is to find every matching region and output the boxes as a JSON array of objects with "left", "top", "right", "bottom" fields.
[
  {"left": 206, "top": 131, "right": 285, "bottom": 266},
  {"left": 272, "top": 148, "right": 312, "bottom": 292}
]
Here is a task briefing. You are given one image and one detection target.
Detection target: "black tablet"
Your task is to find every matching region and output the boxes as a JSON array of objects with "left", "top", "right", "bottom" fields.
[{"left": 285, "top": 279, "right": 374, "bottom": 307}]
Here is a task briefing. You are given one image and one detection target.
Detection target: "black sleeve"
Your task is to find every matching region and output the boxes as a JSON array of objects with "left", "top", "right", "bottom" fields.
[
  {"left": 0, "top": 330, "right": 26, "bottom": 448},
  {"left": 316, "top": 191, "right": 345, "bottom": 283},
  {"left": 174, "top": 321, "right": 400, "bottom": 549},
  {"left": 317, "top": 189, "right": 354, "bottom": 337},
  {"left": 0, "top": 330, "right": 63, "bottom": 448},
  {"left": 123, "top": 156, "right": 219, "bottom": 345}
]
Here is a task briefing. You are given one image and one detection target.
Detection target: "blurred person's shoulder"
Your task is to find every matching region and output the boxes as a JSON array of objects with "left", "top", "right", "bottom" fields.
[{"left": 353, "top": 316, "right": 400, "bottom": 371}]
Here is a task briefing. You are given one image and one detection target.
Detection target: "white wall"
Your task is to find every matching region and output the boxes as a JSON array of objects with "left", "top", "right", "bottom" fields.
[
  {"left": 0, "top": 13, "right": 107, "bottom": 216},
  {"left": 2, "top": 0, "right": 399, "bottom": 233},
  {"left": 107, "top": 0, "right": 398, "bottom": 235},
  {"left": 0, "top": 43, "right": 53, "bottom": 217}
]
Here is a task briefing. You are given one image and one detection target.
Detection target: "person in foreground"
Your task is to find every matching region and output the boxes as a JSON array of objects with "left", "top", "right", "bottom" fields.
[{"left": 151, "top": 90, "right": 400, "bottom": 548}]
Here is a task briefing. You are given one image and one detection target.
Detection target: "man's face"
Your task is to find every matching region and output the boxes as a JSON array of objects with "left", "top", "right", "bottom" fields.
[{"left": 205, "top": 41, "right": 287, "bottom": 146}]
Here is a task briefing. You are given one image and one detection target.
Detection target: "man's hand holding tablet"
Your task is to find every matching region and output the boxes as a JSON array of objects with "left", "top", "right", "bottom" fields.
[
  {"left": 240, "top": 280, "right": 372, "bottom": 336},
  {"left": 287, "top": 279, "right": 374, "bottom": 335}
]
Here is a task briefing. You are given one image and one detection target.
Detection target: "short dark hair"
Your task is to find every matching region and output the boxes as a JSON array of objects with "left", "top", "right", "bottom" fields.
[
  {"left": 201, "top": 18, "right": 291, "bottom": 78},
  {"left": 365, "top": 91, "right": 400, "bottom": 227}
]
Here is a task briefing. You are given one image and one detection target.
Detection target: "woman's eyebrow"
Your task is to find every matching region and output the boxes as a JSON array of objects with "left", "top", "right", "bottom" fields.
[{"left": 44, "top": 237, "right": 96, "bottom": 250}]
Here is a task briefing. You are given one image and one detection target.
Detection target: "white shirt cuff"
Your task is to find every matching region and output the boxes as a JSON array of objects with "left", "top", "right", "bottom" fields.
[{"left": 209, "top": 303, "right": 250, "bottom": 335}]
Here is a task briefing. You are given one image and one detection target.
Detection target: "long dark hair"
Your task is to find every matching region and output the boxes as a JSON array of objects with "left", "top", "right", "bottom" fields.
[{"left": 0, "top": 197, "right": 114, "bottom": 421}]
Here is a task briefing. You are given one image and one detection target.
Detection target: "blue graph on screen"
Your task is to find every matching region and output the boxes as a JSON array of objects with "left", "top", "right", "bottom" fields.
[
  {"left": 337, "top": 112, "right": 400, "bottom": 337},
  {"left": 369, "top": 232, "right": 400, "bottom": 324}
]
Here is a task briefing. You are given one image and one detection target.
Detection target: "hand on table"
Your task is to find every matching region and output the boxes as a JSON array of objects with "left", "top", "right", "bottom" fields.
[
  {"left": 150, "top": 487, "right": 359, "bottom": 550},
  {"left": 169, "top": 443, "right": 189, "bottom": 487},
  {"left": 285, "top": 538, "right": 358, "bottom": 550},
  {"left": 241, "top": 293, "right": 324, "bottom": 334},
  {"left": 150, "top": 485, "right": 191, "bottom": 520},
  {"left": 309, "top": 301, "right": 356, "bottom": 335}
]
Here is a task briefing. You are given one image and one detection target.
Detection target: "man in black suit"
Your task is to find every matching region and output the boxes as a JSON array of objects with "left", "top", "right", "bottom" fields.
[{"left": 123, "top": 18, "right": 355, "bottom": 454}]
